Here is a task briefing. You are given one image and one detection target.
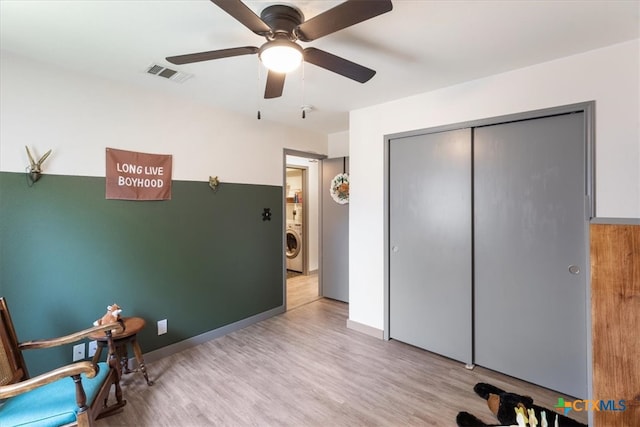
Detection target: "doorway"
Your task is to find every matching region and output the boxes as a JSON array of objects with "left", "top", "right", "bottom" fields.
[
  {"left": 285, "top": 167, "right": 305, "bottom": 275},
  {"left": 284, "top": 151, "right": 325, "bottom": 310}
]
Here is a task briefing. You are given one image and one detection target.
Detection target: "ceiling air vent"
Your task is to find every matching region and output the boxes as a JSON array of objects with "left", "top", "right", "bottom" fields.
[{"left": 145, "top": 64, "right": 192, "bottom": 83}]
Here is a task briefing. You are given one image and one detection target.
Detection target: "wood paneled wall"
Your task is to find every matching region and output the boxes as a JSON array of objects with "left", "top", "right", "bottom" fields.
[{"left": 590, "top": 222, "right": 640, "bottom": 426}]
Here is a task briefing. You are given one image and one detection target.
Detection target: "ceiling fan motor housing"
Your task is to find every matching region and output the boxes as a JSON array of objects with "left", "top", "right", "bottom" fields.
[{"left": 260, "top": 5, "right": 304, "bottom": 39}]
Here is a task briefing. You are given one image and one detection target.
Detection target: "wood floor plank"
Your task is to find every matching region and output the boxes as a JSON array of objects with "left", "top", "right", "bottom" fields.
[
  {"left": 98, "top": 299, "right": 587, "bottom": 426},
  {"left": 286, "top": 272, "right": 320, "bottom": 310}
]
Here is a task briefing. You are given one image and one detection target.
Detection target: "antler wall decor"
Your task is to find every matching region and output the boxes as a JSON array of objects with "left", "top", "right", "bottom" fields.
[
  {"left": 209, "top": 176, "right": 220, "bottom": 192},
  {"left": 25, "top": 146, "right": 52, "bottom": 184}
]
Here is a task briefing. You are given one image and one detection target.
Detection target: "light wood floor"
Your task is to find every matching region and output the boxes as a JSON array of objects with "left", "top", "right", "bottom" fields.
[
  {"left": 286, "top": 271, "right": 320, "bottom": 310},
  {"left": 98, "top": 299, "right": 586, "bottom": 426}
]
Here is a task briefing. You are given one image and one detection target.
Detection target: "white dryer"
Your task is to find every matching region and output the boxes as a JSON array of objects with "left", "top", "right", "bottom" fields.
[{"left": 286, "top": 222, "right": 303, "bottom": 272}]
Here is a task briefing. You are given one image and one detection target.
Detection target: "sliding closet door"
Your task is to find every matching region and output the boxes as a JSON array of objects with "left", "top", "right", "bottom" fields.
[
  {"left": 474, "top": 113, "right": 587, "bottom": 398},
  {"left": 389, "top": 129, "right": 472, "bottom": 364}
]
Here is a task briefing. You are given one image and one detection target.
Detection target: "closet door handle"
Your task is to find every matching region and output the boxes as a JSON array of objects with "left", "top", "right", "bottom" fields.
[
  {"left": 392, "top": 246, "right": 399, "bottom": 253},
  {"left": 568, "top": 265, "right": 580, "bottom": 275}
]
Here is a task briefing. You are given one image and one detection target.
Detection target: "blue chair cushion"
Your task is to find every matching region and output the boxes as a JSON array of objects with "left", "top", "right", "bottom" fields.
[{"left": 0, "top": 362, "right": 110, "bottom": 427}]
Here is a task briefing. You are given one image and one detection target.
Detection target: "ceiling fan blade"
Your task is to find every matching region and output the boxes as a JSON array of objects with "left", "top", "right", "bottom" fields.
[
  {"left": 296, "top": 0, "right": 393, "bottom": 42},
  {"left": 264, "top": 70, "right": 286, "bottom": 99},
  {"left": 166, "top": 47, "right": 258, "bottom": 65},
  {"left": 210, "top": 0, "right": 271, "bottom": 36},
  {"left": 304, "top": 48, "right": 376, "bottom": 83}
]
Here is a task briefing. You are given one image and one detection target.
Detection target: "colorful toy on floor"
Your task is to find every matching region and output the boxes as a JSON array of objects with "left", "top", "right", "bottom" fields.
[{"left": 456, "top": 383, "right": 586, "bottom": 427}]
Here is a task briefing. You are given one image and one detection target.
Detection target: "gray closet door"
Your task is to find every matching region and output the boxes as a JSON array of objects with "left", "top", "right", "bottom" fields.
[
  {"left": 474, "top": 113, "right": 587, "bottom": 398},
  {"left": 322, "top": 157, "right": 349, "bottom": 302},
  {"left": 389, "top": 129, "right": 472, "bottom": 364}
]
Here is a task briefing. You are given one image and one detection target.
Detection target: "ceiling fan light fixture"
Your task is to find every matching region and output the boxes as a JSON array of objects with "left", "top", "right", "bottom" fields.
[{"left": 259, "top": 39, "right": 303, "bottom": 73}]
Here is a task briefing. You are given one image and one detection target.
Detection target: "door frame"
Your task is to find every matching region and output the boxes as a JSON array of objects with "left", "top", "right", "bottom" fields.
[
  {"left": 383, "top": 100, "right": 595, "bottom": 393},
  {"left": 283, "top": 149, "right": 327, "bottom": 310}
]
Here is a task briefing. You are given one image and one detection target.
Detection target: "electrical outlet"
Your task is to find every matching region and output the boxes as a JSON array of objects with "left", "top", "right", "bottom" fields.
[
  {"left": 157, "top": 319, "right": 167, "bottom": 335},
  {"left": 73, "top": 343, "right": 85, "bottom": 361},
  {"left": 88, "top": 340, "right": 98, "bottom": 357}
]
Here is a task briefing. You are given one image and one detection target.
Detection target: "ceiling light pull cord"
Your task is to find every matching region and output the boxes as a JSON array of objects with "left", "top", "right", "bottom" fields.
[
  {"left": 301, "top": 62, "right": 306, "bottom": 119},
  {"left": 257, "top": 59, "right": 262, "bottom": 120}
]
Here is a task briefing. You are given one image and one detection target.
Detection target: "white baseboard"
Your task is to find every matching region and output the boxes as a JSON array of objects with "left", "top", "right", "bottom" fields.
[{"left": 346, "top": 319, "right": 384, "bottom": 339}]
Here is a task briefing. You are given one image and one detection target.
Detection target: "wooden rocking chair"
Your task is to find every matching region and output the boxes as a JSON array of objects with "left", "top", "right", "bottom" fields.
[{"left": 0, "top": 297, "right": 127, "bottom": 426}]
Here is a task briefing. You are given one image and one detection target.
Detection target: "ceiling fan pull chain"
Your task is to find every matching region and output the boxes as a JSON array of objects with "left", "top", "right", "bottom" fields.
[
  {"left": 257, "top": 58, "right": 262, "bottom": 120},
  {"left": 301, "top": 62, "right": 306, "bottom": 119}
]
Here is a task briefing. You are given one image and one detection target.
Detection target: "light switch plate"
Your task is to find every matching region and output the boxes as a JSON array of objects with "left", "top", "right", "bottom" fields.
[
  {"left": 157, "top": 319, "right": 167, "bottom": 335},
  {"left": 88, "top": 340, "right": 98, "bottom": 357},
  {"left": 73, "top": 343, "right": 85, "bottom": 361}
]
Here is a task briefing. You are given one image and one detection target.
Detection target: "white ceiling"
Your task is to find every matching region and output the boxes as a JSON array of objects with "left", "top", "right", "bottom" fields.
[{"left": 1, "top": 0, "right": 638, "bottom": 135}]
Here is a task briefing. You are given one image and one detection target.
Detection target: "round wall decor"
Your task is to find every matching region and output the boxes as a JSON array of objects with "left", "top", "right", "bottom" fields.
[{"left": 330, "top": 173, "right": 349, "bottom": 204}]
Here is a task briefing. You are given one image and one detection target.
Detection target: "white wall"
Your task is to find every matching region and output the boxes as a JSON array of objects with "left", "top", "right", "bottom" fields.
[
  {"left": 0, "top": 51, "right": 327, "bottom": 184},
  {"left": 328, "top": 131, "right": 349, "bottom": 158},
  {"left": 349, "top": 39, "right": 640, "bottom": 331}
]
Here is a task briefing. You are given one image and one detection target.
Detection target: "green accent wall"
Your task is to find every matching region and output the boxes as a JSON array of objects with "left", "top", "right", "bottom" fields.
[{"left": 0, "top": 172, "right": 283, "bottom": 375}]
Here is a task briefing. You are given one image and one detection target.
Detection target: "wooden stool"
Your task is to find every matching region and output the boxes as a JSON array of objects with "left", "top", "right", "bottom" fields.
[{"left": 90, "top": 316, "right": 153, "bottom": 386}]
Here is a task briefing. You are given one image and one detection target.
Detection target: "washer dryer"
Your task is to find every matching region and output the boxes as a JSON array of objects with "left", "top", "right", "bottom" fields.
[{"left": 286, "top": 222, "right": 303, "bottom": 272}]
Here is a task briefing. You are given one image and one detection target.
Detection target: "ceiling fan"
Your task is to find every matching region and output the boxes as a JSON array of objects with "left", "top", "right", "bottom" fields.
[{"left": 166, "top": 0, "right": 393, "bottom": 99}]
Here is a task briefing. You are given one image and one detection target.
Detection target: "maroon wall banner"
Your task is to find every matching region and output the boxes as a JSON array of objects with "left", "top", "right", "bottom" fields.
[{"left": 106, "top": 148, "right": 172, "bottom": 200}]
